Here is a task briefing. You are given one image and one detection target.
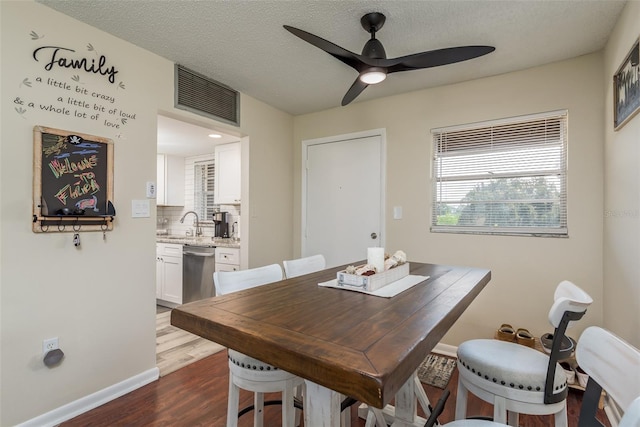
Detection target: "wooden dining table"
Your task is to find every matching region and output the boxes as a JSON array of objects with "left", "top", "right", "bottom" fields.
[{"left": 171, "top": 261, "right": 491, "bottom": 426}]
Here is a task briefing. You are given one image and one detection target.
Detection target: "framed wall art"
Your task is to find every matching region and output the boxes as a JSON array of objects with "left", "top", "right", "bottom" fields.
[
  {"left": 613, "top": 37, "right": 640, "bottom": 131},
  {"left": 32, "top": 126, "right": 116, "bottom": 233}
]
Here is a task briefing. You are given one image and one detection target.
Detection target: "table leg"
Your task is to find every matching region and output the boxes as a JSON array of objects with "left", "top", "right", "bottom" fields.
[
  {"left": 357, "top": 372, "right": 428, "bottom": 427},
  {"left": 304, "top": 380, "right": 342, "bottom": 427},
  {"left": 393, "top": 373, "right": 417, "bottom": 424}
]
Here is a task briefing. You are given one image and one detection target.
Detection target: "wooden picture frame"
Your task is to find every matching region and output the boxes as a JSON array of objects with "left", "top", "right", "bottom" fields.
[
  {"left": 613, "top": 37, "right": 640, "bottom": 131},
  {"left": 33, "top": 126, "right": 115, "bottom": 233}
]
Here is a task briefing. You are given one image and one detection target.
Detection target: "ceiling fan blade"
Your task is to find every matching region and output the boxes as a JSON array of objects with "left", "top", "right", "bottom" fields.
[
  {"left": 387, "top": 46, "right": 495, "bottom": 73},
  {"left": 341, "top": 78, "right": 369, "bottom": 106},
  {"left": 284, "top": 25, "right": 363, "bottom": 71}
]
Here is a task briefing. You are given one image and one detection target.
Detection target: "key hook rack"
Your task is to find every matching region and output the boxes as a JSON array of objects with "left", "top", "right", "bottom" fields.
[
  {"left": 33, "top": 216, "right": 114, "bottom": 233},
  {"left": 33, "top": 201, "right": 116, "bottom": 233}
]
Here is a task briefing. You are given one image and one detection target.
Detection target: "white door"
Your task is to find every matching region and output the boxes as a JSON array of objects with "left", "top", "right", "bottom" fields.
[{"left": 303, "top": 131, "right": 385, "bottom": 268}]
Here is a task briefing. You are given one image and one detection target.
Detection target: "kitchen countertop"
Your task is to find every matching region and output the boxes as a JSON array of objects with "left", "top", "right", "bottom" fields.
[{"left": 156, "top": 236, "right": 240, "bottom": 248}]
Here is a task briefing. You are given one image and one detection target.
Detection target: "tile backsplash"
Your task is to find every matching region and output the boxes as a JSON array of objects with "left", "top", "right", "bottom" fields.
[
  {"left": 157, "top": 153, "right": 240, "bottom": 238},
  {"left": 157, "top": 205, "right": 240, "bottom": 238}
]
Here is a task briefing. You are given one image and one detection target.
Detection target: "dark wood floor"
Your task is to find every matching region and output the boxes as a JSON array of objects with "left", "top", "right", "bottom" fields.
[{"left": 61, "top": 350, "right": 608, "bottom": 427}]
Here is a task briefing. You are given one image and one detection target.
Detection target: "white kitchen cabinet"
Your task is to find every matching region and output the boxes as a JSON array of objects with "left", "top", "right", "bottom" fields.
[
  {"left": 214, "top": 142, "right": 241, "bottom": 204},
  {"left": 215, "top": 247, "right": 240, "bottom": 272},
  {"left": 157, "top": 154, "right": 185, "bottom": 206},
  {"left": 156, "top": 243, "right": 183, "bottom": 304}
]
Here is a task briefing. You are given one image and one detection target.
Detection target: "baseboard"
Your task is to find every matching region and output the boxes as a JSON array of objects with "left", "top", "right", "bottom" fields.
[
  {"left": 16, "top": 367, "right": 159, "bottom": 427},
  {"left": 432, "top": 342, "right": 458, "bottom": 358}
]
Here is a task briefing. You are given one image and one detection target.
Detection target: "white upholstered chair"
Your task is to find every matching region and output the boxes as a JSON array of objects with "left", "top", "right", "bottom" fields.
[
  {"left": 214, "top": 264, "right": 303, "bottom": 427},
  {"left": 455, "top": 280, "right": 593, "bottom": 427},
  {"left": 424, "top": 326, "right": 640, "bottom": 427},
  {"left": 283, "top": 254, "right": 326, "bottom": 278},
  {"left": 575, "top": 326, "right": 640, "bottom": 427}
]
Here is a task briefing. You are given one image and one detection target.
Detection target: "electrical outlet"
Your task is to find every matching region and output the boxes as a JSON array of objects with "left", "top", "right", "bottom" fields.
[{"left": 43, "top": 337, "right": 59, "bottom": 355}]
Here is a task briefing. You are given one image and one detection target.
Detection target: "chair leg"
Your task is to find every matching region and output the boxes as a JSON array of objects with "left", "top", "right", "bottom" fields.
[
  {"left": 294, "top": 385, "right": 303, "bottom": 427},
  {"left": 506, "top": 410, "right": 518, "bottom": 427},
  {"left": 254, "top": 392, "right": 264, "bottom": 427},
  {"left": 341, "top": 406, "right": 351, "bottom": 427},
  {"left": 281, "top": 384, "right": 295, "bottom": 427},
  {"left": 455, "top": 378, "right": 468, "bottom": 420},
  {"left": 227, "top": 373, "right": 240, "bottom": 427},
  {"left": 554, "top": 404, "right": 568, "bottom": 427},
  {"left": 493, "top": 396, "right": 508, "bottom": 424}
]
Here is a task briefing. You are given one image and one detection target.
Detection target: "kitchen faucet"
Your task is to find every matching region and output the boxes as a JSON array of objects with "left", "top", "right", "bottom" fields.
[{"left": 180, "top": 211, "right": 202, "bottom": 237}]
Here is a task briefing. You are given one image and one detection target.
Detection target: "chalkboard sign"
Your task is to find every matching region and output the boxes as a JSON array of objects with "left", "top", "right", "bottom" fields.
[{"left": 33, "top": 126, "right": 114, "bottom": 233}]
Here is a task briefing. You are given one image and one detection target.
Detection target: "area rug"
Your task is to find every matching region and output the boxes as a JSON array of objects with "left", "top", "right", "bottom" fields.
[{"left": 417, "top": 354, "right": 457, "bottom": 389}]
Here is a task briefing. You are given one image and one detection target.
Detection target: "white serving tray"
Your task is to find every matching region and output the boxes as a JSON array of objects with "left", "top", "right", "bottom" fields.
[{"left": 336, "top": 262, "right": 410, "bottom": 292}]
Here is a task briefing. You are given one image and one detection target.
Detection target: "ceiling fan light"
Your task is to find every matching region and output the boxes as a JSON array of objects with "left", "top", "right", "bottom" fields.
[{"left": 359, "top": 68, "right": 387, "bottom": 84}]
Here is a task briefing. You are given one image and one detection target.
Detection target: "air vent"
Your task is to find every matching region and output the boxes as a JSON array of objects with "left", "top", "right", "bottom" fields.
[{"left": 175, "top": 64, "right": 239, "bottom": 126}]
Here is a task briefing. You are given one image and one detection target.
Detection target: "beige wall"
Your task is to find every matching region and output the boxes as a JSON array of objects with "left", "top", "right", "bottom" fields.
[
  {"left": 603, "top": 0, "right": 640, "bottom": 348},
  {"left": 240, "top": 96, "right": 295, "bottom": 268},
  {"left": 1, "top": 1, "right": 636, "bottom": 425},
  {"left": 293, "top": 53, "right": 606, "bottom": 346},
  {"left": 0, "top": 2, "right": 293, "bottom": 425}
]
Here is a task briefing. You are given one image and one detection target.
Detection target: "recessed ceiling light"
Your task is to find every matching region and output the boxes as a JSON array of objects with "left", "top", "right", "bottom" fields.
[{"left": 208, "top": 133, "right": 222, "bottom": 138}]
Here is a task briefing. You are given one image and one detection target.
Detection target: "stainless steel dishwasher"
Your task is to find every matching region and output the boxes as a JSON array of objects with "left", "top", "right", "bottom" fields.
[{"left": 182, "top": 245, "right": 216, "bottom": 303}]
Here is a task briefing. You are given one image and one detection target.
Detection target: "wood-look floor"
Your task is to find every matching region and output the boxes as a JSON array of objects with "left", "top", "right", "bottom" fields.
[
  {"left": 60, "top": 349, "right": 608, "bottom": 427},
  {"left": 156, "top": 310, "right": 224, "bottom": 376}
]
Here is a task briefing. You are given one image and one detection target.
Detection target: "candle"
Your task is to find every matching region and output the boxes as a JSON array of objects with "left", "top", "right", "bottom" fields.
[{"left": 367, "top": 247, "right": 385, "bottom": 273}]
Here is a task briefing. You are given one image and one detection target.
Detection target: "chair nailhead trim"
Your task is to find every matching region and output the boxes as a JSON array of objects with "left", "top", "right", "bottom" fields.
[
  {"left": 458, "top": 356, "right": 565, "bottom": 394},
  {"left": 228, "top": 355, "right": 279, "bottom": 371}
]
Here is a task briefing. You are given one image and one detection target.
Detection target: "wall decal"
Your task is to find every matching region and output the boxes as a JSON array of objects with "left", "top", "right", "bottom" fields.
[{"left": 10, "top": 31, "right": 138, "bottom": 137}]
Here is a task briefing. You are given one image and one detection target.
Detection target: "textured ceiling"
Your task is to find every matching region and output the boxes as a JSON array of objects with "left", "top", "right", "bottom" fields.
[{"left": 38, "top": 0, "right": 625, "bottom": 117}]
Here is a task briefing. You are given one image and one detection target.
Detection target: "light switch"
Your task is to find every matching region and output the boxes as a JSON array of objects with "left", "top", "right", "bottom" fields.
[
  {"left": 132, "top": 199, "right": 150, "bottom": 218},
  {"left": 393, "top": 206, "right": 403, "bottom": 220}
]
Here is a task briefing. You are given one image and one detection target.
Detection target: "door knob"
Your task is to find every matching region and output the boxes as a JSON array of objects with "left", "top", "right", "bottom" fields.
[{"left": 371, "top": 232, "right": 377, "bottom": 239}]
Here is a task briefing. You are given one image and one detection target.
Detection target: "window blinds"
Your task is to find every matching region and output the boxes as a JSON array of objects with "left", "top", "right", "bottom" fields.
[
  {"left": 432, "top": 110, "right": 568, "bottom": 236},
  {"left": 194, "top": 160, "right": 215, "bottom": 221}
]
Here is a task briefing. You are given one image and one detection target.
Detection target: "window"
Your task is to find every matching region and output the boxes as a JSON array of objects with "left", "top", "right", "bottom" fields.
[
  {"left": 194, "top": 160, "right": 215, "bottom": 221},
  {"left": 431, "top": 110, "right": 568, "bottom": 236}
]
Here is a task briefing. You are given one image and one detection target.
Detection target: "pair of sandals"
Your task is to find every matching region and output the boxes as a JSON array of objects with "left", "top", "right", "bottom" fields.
[
  {"left": 496, "top": 324, "right": 535, "bottom": 347},
  {"left": 540, "top": 332, "right": 576, "bottom": 355}
]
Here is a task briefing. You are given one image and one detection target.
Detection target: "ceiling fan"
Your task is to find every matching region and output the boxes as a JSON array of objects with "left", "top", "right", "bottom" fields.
[{"left": 284, "top": 12, "right": 495, "bottom": 106}]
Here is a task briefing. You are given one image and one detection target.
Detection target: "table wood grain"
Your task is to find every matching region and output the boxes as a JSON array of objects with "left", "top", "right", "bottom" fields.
[{"left": 171, "top": 262, "right": 491, "bottom": 409}]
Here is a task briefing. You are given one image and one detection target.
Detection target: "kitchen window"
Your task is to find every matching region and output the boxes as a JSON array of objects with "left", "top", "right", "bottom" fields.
[
  {"left": 194, "top": 160, "right": 215, "bottom": 221},
  {"left": 431, "top": 110, "right": 568, "bottom": 236}
]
